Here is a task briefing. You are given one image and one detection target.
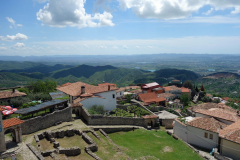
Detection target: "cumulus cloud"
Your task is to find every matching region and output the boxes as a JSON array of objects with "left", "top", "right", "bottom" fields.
[
  {"left": 99, "top": 45, "right": 107, "bottom": 49},
  {"left": 94, "top": 0, "right": 112, "bottom": 13},
  {"left": 6, "top": 17, "right": 23, "bottom": 28},
  {"left": 37, "top": 0, "right": 114, "bottom": 28},
  {"left": 148, "top": 46, "right": 154, "bottom": 49},
  {"left": 203, "top": 8, "right": 214, "bottom": 15},
  {"left": 123, "top": 45, "right": 128, "bottom": 49},
  {"left": 84, "top": 44, "right": 89, "bottom": 48},
  {"left": 118, "top": 0, "right": 240, "bottom": 20},
  {"left": 12, "top": 42, "right": 25, "bottom": 49},
  {"left": 0, "top": 33, "right": 28, "bottom": 41},
  {"left": 112, "top": 46, "right": 119, "bottom": 49},
  {"left": 135, "top": 46, "right": 140, "bottom": 49},
  {"left": 0, "top": 47, "right": 7, "bottom": 51}
]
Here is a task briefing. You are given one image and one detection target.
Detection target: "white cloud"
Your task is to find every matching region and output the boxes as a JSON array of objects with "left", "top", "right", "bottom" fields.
[
  {"left": 148, "top": 46, "right": 154, "bottom": 49},
  {"left": 12, "top": 42, "right": 25, "bottom": 49},
  {"left": 84, "top": 44, "right": 89, "bottom": 48},
  {"left": 99, "top": 45, "right": 107, "bottom": 49},
  {"left": 135, "top": 46, "right": 140, "bottom": 49},
  {"left": 0, "top": 47, "right": 7, "bottom": 51},
  {"left": 36, "top": 0, "right": 114, "bottom": 28},
  {"left": 0, "top": 33, "right": 28, "bottom": 41},
  {"left": 203, "top": 8, "right": 214, "bottom": 15},
  {"left": 6, "top": 17, "right": 23, "bottom": 28},
  {"left": 112, "top": 46, "right": 119, "bottom": 49},
  {"left": 123, "top": 45, "right": 128, "bottom": 49},
  {"left": 1, "top": 43, "right": 5, "bottom": 45},
  {"left": 118, "top": 0, "right": 240, "bottom": 20}
]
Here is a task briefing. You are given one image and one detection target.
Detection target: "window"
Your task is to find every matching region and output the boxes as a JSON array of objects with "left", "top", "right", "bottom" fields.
[
  {"left": 120, "top": 92, "right": 121, "bottom": 95},
  {"left": 210, "top": 134, "right": 213, "bottom": 140},
  {"left": 204, "top": 132, "right": 208, "bottom": 138},
  {"left": 112, "top": 94, "right": 115, "bottom": 98}
]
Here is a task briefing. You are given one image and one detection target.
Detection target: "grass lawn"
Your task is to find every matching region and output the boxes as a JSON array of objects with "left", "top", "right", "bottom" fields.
[{"left": 109, "top": 129, "right": 204, "bottom": 160}]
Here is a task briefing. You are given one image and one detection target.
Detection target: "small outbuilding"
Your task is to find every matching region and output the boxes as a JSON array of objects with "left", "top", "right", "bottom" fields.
[{"left": 155, "top": 110, "right": 178, "bottom": 129}]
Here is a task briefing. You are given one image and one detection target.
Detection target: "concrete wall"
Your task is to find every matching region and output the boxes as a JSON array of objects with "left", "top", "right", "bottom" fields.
[
  {"left": 116, "top": 91, "right": 124, "bottom": 98},
  {"left": 0, "top": 113, "right": 6, "bottom": 152},
  {"left": 221, "top": 139, "right": 240, "bottom": 160},
  {"left": 173, "top": 120, "right": 187, "bottom": 142},
  {"left": 21, "top": 107, "right": 72, "bottom": 135},
  {"left": 187, "top": 125, "right": 219, "bottom": 150}
]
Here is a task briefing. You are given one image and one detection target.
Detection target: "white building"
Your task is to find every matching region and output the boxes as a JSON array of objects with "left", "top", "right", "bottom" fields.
[
  {"left": 219, "top": 120, "right": 240, "bottom": 160},
  {"left": 173, "top": 117, "right": 228, "bottom": 150},
  {"left": 57, "top": 82, "right": 118, "bottom": 111}
]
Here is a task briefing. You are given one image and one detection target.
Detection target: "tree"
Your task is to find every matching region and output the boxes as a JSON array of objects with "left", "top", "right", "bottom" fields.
[
  {"left": 29, "top": 80, "right": 57, "bottom": 93},
  {"left": 213, "top": 98, "right": 220, "bottom": 103},
  {"left": 125, "top": 94, "right": 133, "bottom": 103},
  {"left": 180, "top": 93, "right": 190, "bottom": 106},
  {"left": 88, "top": 105, "right": 105, "bottom": 115},
  {"left": 195, "top": 86, "right": 199, "bottom": 92},
  {"left": 183, "top": 80, "right": 193, "bottom": 90}
]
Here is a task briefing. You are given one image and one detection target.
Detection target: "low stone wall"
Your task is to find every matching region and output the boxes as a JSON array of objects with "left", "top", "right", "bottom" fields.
[
  {"left": 93, "top": 127, "right": 140, "bottom": 134},
  {"left": 58, "top": 147, "right": 81, "bottom": 156},
  {"left": 26, "top": 143, "right": 45, "bottom": 160},
  {"left": 81, "top": 107, "right": 147, "bottom": 127},
  {"left": 22, "top": 107, "right": 72, "bottom": 135},
  {"left": 163, "top": 119, "right": 174, "bottom": 129}
]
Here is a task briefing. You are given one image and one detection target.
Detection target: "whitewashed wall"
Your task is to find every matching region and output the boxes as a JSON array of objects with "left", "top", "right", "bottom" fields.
[
  {"left": 173, "top": 121, "right": 187, "bottom": 142},
  {"left": 116, "top": 91, "right": 124, "bottom": 98}
]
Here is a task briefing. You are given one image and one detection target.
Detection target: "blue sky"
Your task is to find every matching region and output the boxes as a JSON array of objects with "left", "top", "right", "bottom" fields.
[{"left": 0, "top": 0, "right": 240, "bottom": 56}]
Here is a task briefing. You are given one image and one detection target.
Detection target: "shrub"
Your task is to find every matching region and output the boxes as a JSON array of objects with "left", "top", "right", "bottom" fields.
[
  {"left": 17, "top": 88, "right": 29, "bottom": 94},
  {"left": 120, "top": 101, "right": 125, "bottom": 105},
  {"left": 88, "top": 105, "right": 105, "bottom": 115}
]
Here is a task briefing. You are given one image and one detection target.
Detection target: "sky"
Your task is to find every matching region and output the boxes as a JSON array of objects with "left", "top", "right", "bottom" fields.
[{"left": 0, "top": 0, "right": 240, "bottom": 56}]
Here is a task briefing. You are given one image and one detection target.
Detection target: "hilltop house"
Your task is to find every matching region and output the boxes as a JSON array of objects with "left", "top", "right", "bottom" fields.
[
  {"left": 57, "top": 81, "right": 118, "bottom": 111},
  {"left": 141, "top": 82, "right": 163, "bottom": 93},
  {"left": 0, "top": 88, "right": 27, "bottom": 104},
  {"left": 137, "top": 92, "right": 166, "bottom": 106}
]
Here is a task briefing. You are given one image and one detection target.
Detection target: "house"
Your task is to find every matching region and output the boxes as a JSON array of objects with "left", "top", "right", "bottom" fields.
[
  {"left": 168, "top": 79, "right": 182, "bottom": 87},
  {"left": 0, "top": 88, "right": 27, "bottom": 104},
  {"left": 163, "top": 86, "right": 182, "bottom": 98},
  {"left": 57, "top": 81, "right": 118, "bottom": 111},
  {"left": 116, "top": 86, "right": 141, "bottom": 98},
  {"left": 138, "top": 92, "right": 166, "bottom": 106},
  {"left": 219, "top": 120, "right": 240, "bottom": 160},
  {"left": 116, "top": 88, "right": 125, "bottom": 98},
  {"left": 157, "top": 93, "right": 175, "bottom": 101},
  {"left": 174, "top": 117, "right": 228, "bottom": 150},
  {"left": 181, "top": 87, "right": 191, "bottom": 98},
  {"left": 97, "top": 82, "right": 117, "bottom": 87},
  {"left": 155, "top": 110, "right": 178, "bottom": 129},
  {"left": 141, "top": 82, "right": 163, "bottom": 93}
]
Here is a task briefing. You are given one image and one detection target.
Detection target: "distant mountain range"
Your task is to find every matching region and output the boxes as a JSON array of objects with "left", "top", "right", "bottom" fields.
[{"left": 0, "top": 61, "right": 201, "bottom": 88}]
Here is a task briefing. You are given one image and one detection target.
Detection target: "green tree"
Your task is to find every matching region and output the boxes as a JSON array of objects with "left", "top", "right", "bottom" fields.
[
  {"left": 180, "top": 93, "right": 190, "bottom": 106},
  {"left": 125, "top": 94, "right": 133, "bottom": 103},
  {"left": 183, "top": 80, "right": 193, "bottom": 90},
  {"left": 88, "top": 105, "right": 105, "bottom": 114}
]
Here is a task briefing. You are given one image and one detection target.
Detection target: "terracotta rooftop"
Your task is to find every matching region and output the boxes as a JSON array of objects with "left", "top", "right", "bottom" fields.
[
  {"left": 129, "top": 89, "right": 142, "bottom": 94},
  {"left": 195, "top": 108, "right": 240, "bottom": 122},
  {"left": 163, "top": 85, "right": 181, "bottom": 92},
  {"left": 188, "top": 103, "right": 237, "bottom": 113},
  {"left": 142, "top": 114, "right": 158, "bottom": 119},
  {"left": 219, "top": 120, "right": 240, "bottom": 144},
  {"left": 97, "top": 83, "right": 117, "bottom": 87},
  {"left": 71, "top": 103, "right": 83, "bottom": 107},
  {"left": 138, "top": 92, "right": 166, "bottom": 104},
  {"left": 157, "top": 93, "right": 175, "bottom": 98},
  {"left": 3, "top": 118, "right": 24, "bottom": 129},
  {"left": 181, "top": 87, "right": 190, "bottom": 93},
  {"left": 57, "top": 81, "right": 118, "bottom": 97},
  {"left": 187, "top": 117, "right": 228, "bottom": 133},
  {"left": 61, "top": 83, "right": 72, "bottom": 87},
  {"left": 0, "top": 90, "right": 27, "bottom": 99},
  {"left": 222, "top": 97, "right": 231, "bottom": 101}
]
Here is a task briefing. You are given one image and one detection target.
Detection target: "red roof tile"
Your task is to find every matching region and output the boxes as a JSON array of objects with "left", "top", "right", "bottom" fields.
[
  {"left": 219, "top": 120, "right": 240, "bottom": 144},
  {"left": 188, "top": 103, "right": 237, "bottom": 113},
  {"left": 138, "top": 92, "right": 166, "bottom": 103},
  {"left": 195, "top": 108, "right": 240, "bottom": 122},
  {"left": 157, "top": 93, "right": 175, "bottom": 98},
  {"left": 57, "top": 81, "right": 118, "bottom": 97},
  {"left": 3, "top": 118, "right": 24, "bottom": 129},
  {"left": 181, "top": 87, "right": 190, "bottom": 93},
  {"left": 142, "top": 114, "right": 158, "bottom": 119},
  {"left": 0, "top": 90, "right": 27, "bottom": 99},
  {"left": 222, "top": 97, "right": 231, "bottom": 101},
  {"left": 187, "top": 117, "right": 228, "bottom": 133},
  {"left": 98, "top": 83, "right": 117, "bottom": 87},
  {"left": 61, "top": 83, "right": 72, "bottom": 87}
]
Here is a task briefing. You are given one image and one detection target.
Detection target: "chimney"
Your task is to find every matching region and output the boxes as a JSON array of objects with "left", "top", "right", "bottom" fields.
[
  {"left": 12, "top": 88, "right": 15, "bottom": 93},
  {"left": 103, "top": 81, "right": 105, "bottom": 83},
  {"left": 108, "top": 85, "right": 110, "bottom": 91},
  {"left": 81, "top": 86, "right": 85, "bottom": 94}
]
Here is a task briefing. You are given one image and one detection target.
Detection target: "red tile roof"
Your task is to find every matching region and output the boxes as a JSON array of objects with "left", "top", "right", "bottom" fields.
[
  {"left": 219, "top": 120, "right": 240, "bottom": 144},
  {"left": 98, "top": 83, "right": 117, "bottom": 87},
  {"left": 57, "top": 81, "right": 118, "bottom": 97},
  {"left": 0, "top": 90, "right": 27, "bottom": 99},
  {"left": 181, "top": 87, "right": 190, "bottom": 93},
  {"left": 163, "top": 86, "right": 181, "bottom": 92},
  {"left": 187, "top": 117, "right": 228, "bottom": 133},
  {"left": 3, "top": 118, "right": 24, "bottom": 129},
  {"left": 138, "top": 92, "right": 166, "bottom": 103},
  {"left": 163, "top": 86, "right": 171, "bottom": 92},
  {"left": 222, "top": 97, "right": 231, "bottom": 101},
  {"left": 142, "top": 114, "right": 158, "bottom": 119},
  {"left": 71, "top": 103, "right": 83, "bottom": 107},
  {"left": 188, "top": 103, "right": 237, "bottom": 113},
  {"left": 61, "top": 83, "right": 72, "bottom": 87},
  {"left": 195, "top": 108, "right": 240, "bottom": 122}
]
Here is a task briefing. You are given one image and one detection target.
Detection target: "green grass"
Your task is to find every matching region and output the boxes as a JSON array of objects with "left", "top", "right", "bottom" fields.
[{"left": 109, "top": 129, "right": 203, "bottom": 160}]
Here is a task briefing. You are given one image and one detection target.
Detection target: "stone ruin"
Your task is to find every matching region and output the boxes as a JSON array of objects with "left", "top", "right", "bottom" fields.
[{"left": 33, "top": 128, "right": 104, "bottom": 160}]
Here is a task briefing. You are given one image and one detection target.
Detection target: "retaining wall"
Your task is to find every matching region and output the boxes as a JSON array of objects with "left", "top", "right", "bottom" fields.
[{"left": 21, "top": 107, "right": 72, "bottom": 135}]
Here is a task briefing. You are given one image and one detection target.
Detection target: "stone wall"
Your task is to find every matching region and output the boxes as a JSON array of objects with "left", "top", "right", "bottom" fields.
[
  {"left": 81, "top": 107, "right": 147, "bottom": 127},
  {"left": 93, "top": 127, "right": 140, "bottom": 134},
  {"left": 21, "top": 107, "right": 72, "bottom": 135}
]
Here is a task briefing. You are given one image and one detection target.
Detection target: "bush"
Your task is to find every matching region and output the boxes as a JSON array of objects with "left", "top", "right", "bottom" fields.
[
  {"left": 17, "top": 88, "right": 29, "bottom": 94},
  {"left": 120, "top": 101, "right": 125, "bottom": 105},
  {"left": 88, "top": 105, "right": 105, "bottom": 115}
]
